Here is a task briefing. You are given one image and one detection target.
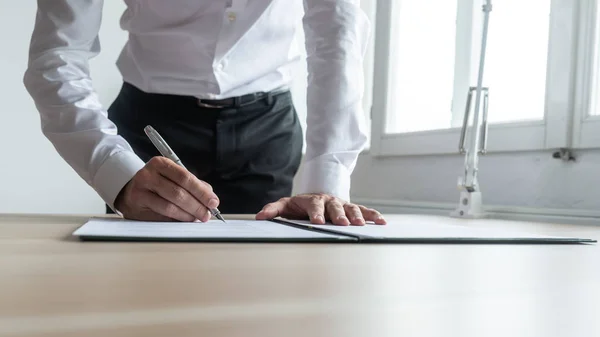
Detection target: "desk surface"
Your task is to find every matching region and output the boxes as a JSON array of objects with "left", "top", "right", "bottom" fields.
[{"left": 1, "top": 214, "right": 600, "bottom": 337}]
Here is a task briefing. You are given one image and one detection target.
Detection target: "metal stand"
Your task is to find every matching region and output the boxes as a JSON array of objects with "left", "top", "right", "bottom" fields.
[{"left": 451, "top": 0, "right": 492, "bottom": 219}]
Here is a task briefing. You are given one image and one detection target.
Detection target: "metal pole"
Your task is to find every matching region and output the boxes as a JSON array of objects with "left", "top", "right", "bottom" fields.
[
  {"left": 464, "top": 0, "right": 492, "bottom": 190},
  {"left": 451, "top": 0, "right": 492, "bottom": 218}
]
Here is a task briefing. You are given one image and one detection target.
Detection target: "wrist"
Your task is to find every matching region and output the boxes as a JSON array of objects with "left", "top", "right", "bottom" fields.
[{"left": 92, "top": 151, "right": 145, "bottom": 210}]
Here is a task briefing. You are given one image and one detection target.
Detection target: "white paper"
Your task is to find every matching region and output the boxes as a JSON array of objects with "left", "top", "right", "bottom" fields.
[{"left": 73, "top": 218, "right": 352, "bottom": 241}]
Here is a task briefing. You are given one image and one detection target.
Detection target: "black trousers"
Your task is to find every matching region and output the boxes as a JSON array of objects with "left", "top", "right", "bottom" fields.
[{"left": 106, "top": 82, "right": 303, "bottom": 214}]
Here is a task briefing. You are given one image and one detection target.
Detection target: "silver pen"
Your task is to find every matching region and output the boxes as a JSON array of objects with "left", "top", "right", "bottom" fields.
[{"left": 144, "top": 125, "right": 226, "bottom": 223}]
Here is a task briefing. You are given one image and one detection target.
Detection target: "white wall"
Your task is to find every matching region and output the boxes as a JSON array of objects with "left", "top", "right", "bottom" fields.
[
  {"left": 351, "top": 150, "right": 600, "bottom": 212},
  {"left": 0, "top": 2, "right": 308, "bottom": 215},
  {"left": 0, "top": 2, "right": 117, "bottom": 214}
]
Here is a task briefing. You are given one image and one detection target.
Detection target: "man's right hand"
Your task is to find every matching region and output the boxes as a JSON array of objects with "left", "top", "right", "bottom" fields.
[{"left": 114, "top": 156, "right": 220, "bottom": 222}]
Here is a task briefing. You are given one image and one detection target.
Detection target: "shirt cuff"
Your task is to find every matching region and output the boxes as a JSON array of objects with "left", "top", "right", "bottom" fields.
[
  {"left": 296, "top": 158, "right": 352, "bottom": 202},
  {"left": 92, "top": 150, "right": 146, "bottom": 211}
]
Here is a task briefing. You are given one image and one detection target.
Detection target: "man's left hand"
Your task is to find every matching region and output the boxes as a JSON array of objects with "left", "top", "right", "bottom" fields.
[{"left": 255, "top": 194, "right": 386, "bottom": 226}]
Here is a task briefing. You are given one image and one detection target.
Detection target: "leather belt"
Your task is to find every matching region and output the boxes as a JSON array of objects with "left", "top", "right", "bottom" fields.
[{"left": 197, "top": 91, "right": 276, "bottom": 108}]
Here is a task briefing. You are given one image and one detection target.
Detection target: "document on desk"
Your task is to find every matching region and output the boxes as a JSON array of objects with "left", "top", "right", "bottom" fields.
[
  {"left": 72, "top": 218, "right": 355, "bottom": 242},
  {"left": 73, "top": 216, "right": 596, "bottom": 244}
]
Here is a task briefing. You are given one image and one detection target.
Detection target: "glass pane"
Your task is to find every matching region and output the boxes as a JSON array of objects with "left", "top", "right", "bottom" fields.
[
  {"left": 386, "top": 0, "right": 457, "bottom": 133},
  {"left": 592, "top": 1, "right": 600, "bottom": 116},
  {"left": 482, "top": 0, "right": 550, "bottom": 123}
]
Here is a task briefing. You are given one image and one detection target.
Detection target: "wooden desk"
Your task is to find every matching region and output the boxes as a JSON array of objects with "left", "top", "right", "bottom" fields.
[{"left": 1, "top": 214, "right": 599, "bottom": 337}]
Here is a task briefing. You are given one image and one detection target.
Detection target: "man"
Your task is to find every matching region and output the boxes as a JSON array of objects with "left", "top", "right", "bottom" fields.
[{"left": 24, "top": 0, "right": 386, "bottom": 226}]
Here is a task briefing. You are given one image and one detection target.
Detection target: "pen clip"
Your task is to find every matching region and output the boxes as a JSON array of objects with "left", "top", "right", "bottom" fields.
[
  {"left": 144, "top": 126, "right": 177, "bottom": 160},
  {"left": 155, "top": 134, "right": 174, "bottom": 157}
]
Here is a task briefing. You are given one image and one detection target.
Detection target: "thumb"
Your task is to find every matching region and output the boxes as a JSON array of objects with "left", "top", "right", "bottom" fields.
[{"left": 255, "top": 199, "right": 288, "bottom": 220}]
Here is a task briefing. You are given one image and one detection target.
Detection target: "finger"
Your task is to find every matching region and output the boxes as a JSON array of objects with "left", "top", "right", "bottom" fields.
[
  {"left": 256, "top": 198, "right": 288, "bottom": 220},
  {"left": 150, "top": 175, "right": 208, "bottom": 221},
  {"left": 326, "top": 199, "right": 349, "bottom": 226},
  {"left": 305, "top": 196, "right": 326, "bottom": 224},
  {"left": 359, "top": 205, "right": 387, "bottom": 225},
  {"left": 124, "top": 209, "right": 176, "bottom": 222},
  {"left": 151, "top": 157, "right": 220, "bottom": 210},
  {"left": 141, "top": 192, "right": 196, "bottom": 222},
  {"left": 343, "top": 203, "right": 365, "bottom": 226}
]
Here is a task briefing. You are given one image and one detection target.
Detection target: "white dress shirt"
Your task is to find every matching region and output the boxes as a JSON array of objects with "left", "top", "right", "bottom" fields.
[{"left": 24, "top": 0, "right": 370, "bottom": 208}]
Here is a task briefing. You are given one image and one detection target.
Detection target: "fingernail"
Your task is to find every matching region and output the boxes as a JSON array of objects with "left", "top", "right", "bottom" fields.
[
  {"left": 338, "top": 215, "right": 348, "bottom": 221},
  {"left": 208, "top": 199, "right": 219, "bottom": 209},
  {"left": 314, "top": 215, "right": 324, "bottom": 222}
]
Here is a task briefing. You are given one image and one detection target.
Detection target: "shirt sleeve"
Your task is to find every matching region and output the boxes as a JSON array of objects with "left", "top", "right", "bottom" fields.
[
  {"left": 299, "top": 0, "right": 370, "bottom": 201},
  {"left": 23, "top": 0, "right": 146, "bottom": 210}
]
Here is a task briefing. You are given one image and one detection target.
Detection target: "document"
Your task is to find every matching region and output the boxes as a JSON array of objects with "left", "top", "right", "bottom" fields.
[
  {"left": 72, "top": 218, "right": 355, "bottom": 242},
  {"left": 285, "top": 217, "right": 596, "bottom": 244},
  {"left": 72, "top": 216, "right": 596, "bottom": 244}
]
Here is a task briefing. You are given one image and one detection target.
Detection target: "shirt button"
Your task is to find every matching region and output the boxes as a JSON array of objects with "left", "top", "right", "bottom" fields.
[{"left": 215, "top": 62, "right": 224, "bottom": 71}]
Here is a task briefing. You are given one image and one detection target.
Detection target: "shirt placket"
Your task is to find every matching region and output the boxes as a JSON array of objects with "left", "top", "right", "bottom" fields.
[
  {"left": 212, "top": 0, "right": 248, "bottom": 96},
  {"left": 224, "top": 0, "right": 247, "bottom": 23}
]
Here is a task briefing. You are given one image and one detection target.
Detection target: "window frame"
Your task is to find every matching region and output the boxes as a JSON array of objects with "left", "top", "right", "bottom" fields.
[
  {"left": 572, "top": 0, "right": 600, "bottom": 149},
  {"left": 369, "top": 0, "right": 581, "bottom": 157}
]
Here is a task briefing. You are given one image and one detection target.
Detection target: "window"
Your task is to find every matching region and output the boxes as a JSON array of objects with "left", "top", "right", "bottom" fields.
[
  {"left": 370, "top": 0, "right": 588, "bottom": 156},
  {"left": 572, "top": 0, "right": 600, "bottom": 148},
  {"left": 386, "top": 0, "right": 457, "bottom": 133},
  {"left": 591, "top": 0, "right": 600, "bottom": 118},
  {"left": 483, "top": 0, "right": 550, "bottom": 124}
]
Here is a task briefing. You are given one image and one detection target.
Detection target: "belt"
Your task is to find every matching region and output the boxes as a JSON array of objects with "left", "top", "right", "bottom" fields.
[{"left": 197, "top": 90, "right": 283, "bottom": 108}]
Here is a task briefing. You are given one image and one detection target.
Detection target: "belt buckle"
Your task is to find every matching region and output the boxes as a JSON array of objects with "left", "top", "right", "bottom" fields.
[{"left": 239, "top": 93, "right": 264, "bottom": 107}]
